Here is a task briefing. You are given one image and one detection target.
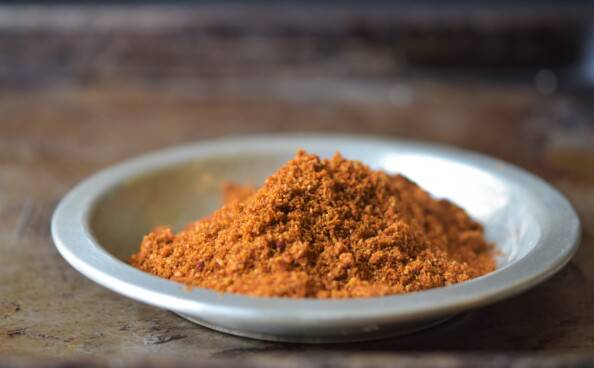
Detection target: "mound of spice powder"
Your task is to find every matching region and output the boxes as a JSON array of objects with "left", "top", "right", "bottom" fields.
[{"left": 131, "top": 150, "right": 495, "bottom": 298}]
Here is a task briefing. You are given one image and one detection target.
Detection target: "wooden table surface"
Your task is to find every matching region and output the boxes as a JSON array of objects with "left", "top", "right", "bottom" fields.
[{"left": 1, "top": 5, "right": 593, "bottom": 367}]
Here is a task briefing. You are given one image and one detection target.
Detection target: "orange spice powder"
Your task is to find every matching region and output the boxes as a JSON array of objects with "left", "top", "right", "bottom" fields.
[{"left": 131, "top": 150, "right": 495, "bottom": 298}]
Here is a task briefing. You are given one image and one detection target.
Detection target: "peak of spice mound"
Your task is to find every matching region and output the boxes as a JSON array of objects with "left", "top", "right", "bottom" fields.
[{"left": 131, "top": 150, "right": 495, "bottom": 298}]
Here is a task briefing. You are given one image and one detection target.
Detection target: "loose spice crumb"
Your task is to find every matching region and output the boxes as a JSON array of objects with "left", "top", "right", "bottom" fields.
[{"left": 131, "top": 150, "right": 495, "bottom": 298}]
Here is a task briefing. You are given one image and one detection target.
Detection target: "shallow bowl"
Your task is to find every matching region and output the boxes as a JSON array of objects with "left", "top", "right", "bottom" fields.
[{"left": 51, "top": 135, "right": 580, "bottom": 343}]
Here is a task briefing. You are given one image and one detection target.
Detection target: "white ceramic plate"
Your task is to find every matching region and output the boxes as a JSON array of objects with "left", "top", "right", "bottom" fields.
[{"left": 51, "top": 135, "right": 580, "bottom": 343}]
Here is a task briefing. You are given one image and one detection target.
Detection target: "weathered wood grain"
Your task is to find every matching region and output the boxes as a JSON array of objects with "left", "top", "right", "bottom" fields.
[
  {"left": 0, "top": 5, "right": 593, "bottom": 367},
  {"left": 1, "top": 354, "right": 594, "bottom": 368},
  {"left": 0, "top": 80, "right": 593, "bottom": 361}
]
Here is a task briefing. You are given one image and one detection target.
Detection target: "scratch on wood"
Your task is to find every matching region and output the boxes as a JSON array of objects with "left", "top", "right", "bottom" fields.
[
  {"left": 6, "top": 327, "right": 27, "bottom": 337},
  {"left": 143, "top": 334, "right": 187, "bottom": 345},
  {"left": 34, "top": 332, "right": 75, "bottom": 343},
  {"left": 11, "top": 198, "right": 33, "bottom": 246}
]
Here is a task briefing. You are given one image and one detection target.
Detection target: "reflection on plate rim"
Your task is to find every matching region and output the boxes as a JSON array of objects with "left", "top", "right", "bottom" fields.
[{"left": 51, "top": 134, "right": 581, "bottom": 326}]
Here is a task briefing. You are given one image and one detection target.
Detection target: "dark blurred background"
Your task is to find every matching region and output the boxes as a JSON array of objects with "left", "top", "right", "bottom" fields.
[
  {"left": 2, "top": 1, "right": 593, "bottom": 177},
  {"left": 2, "top": 1, "right": 594, "bottom": 86},
  {"left": 2, "top": 1, "right": 594, "bottom": 361}
]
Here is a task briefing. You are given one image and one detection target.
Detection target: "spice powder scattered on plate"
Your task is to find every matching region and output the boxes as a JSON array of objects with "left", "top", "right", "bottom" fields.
[{"left": 131, "top": 150, "right": 495, "bottom": 298}]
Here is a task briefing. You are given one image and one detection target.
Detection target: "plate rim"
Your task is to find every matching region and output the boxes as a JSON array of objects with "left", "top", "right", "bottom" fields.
[{"left": 51, "top": 133, "right": 581, "bottom": 326}]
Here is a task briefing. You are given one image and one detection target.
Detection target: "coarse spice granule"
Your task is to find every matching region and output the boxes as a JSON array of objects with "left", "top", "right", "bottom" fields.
[{"left": 131, "top": 150, "right": 495, "bottom": 298}]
